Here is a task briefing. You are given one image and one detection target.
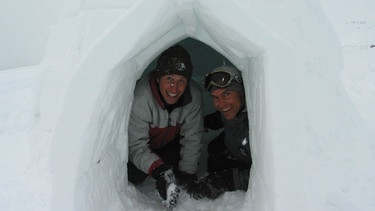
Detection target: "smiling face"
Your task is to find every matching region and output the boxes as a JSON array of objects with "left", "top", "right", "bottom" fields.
[
  {"left": 158, "top": 74, "right": 188, "bottom": 105},
  {"left": 211, "top": 88, "right": 243, "bottom": 120}
]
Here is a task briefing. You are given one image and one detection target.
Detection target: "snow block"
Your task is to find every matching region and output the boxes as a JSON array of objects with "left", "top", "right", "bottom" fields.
[{"left": 32, "top": 0, "right": 375, "bottom": 210}]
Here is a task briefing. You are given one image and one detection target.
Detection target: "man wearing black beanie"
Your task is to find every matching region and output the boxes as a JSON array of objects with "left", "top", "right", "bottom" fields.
[{"left": 127, "top": 45, "right": 203, "bottom": 208}]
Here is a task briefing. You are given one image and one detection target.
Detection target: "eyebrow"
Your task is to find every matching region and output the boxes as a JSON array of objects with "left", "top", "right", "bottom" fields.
[{"left": 211, "top": 89, "right": 230, "bottom": 97}]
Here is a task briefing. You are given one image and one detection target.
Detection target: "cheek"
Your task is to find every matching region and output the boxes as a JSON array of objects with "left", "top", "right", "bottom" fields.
[
  {"left": 159, "top": 82, "right": 165, "bottom": 90},
  {"left": 233, "top": 98, "right": 242, "bottom": 110},
  {"left": 212, "top": 100, "right": 221, "bottom": 109},
  {"left": 177, "top": 85, "right": 186, "bottom": 93},
  {"left": 160, "top": 83, "right": 170, "bottom": 92}
]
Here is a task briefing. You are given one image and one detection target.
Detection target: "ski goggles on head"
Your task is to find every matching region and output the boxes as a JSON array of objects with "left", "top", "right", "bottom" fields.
[{"left": 204, "top": 69, "right": 242, "bottom": 91}]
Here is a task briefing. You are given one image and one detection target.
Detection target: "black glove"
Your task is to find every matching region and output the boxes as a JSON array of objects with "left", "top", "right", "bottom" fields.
[
  {"left": 177, "top": 172, "right": 198, "bottom": 194},
  {"left": 191, "top": 170, "right": 234, "bottom": 200},
  {"left": 151, "top": 164, "right": 180, "bottom": 208}
]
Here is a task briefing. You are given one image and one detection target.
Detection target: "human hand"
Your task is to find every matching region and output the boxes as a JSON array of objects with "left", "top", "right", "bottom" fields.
[
  {"left": 152, "top": 164, "right": 180, "bottom": 208},
  {"left": 177, "top": 172, "right": 198, "bottom": 194},
  {"left": 191, "top": 170, "right": 233, "bottom": 200}
]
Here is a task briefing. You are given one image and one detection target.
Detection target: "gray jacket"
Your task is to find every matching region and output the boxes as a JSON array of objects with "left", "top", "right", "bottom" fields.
[{"left": 128, "top": 73, "right": 203, "bottom": 174}]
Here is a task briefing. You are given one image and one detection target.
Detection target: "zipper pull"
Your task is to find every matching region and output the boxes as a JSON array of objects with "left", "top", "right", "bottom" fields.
[{"left": 239, "top": 138, "right": 248, "bottom": 157}]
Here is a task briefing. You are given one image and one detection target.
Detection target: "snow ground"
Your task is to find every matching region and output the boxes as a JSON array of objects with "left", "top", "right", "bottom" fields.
[{"left": 0, "top": 66, "right": 51, "bottom": 211}]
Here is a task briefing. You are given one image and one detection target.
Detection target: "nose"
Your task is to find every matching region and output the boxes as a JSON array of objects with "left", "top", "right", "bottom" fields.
[
  {"left": 169, "top": 82, "right": 177, "bottom": 91},
  {"left": 214, "top": 99, "right": 222, "bottom": 108}
]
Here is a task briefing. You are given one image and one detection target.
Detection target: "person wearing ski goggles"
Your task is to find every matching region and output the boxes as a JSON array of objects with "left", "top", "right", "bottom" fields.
[
  {"left": 204, "top": 66, "right": 245, "bottom": 121},
  {"left": 191, "top": 66, "right": 252, "bottom": 200}
]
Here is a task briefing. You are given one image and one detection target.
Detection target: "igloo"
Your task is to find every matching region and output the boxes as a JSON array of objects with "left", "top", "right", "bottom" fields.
[{"left": 30, "top": 0, "right": 375, "bottom": 210}]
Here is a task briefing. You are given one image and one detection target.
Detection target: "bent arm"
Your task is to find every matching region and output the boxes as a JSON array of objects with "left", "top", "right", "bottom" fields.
[{"left": 128, "top": 97, "right": 160, "bottom": 174}]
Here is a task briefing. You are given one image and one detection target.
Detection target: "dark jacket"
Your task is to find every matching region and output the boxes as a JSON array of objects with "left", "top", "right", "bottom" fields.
[{"left": 204, "top": 109, "right": 251, "bottom": 166}]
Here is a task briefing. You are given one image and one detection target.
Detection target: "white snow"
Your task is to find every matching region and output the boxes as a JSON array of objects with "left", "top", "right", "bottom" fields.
[{"left": 1, "top": 0, "right": 375, "bottom": 211}]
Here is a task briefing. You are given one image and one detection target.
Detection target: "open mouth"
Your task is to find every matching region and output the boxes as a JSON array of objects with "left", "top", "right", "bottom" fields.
[
  {"left": 167, "top": 91, "right": 177, "bottom": 97},
  {"left": 221, "top": 107, "right": 231, "bottom": 112}
]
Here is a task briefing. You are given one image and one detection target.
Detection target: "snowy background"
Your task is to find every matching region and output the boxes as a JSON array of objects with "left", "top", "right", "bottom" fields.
[{"left": 1, "top": 0, "right": 375, "bottom": 210}]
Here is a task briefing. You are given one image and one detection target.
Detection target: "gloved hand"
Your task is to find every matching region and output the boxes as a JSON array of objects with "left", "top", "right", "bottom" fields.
[
  {"left": 191, "top": 170, "right": 234, "bottom": 200},
  {"left": 151, "top": 164, "right": 180, "bottom": 208},
  {"left": 177, "top": 172, "right": 198, "bottom": 194}
]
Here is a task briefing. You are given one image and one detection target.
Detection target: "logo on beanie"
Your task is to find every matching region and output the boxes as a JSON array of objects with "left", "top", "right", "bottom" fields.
[{"left": 173, "top": 58, "right": 187, "bottom": 71}]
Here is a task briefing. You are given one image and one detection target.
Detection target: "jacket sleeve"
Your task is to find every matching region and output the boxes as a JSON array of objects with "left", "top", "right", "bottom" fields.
[
  {"left": 178, "top": 82, "right": 204, "bottom": 174},
  {"left": 128, "top": 85, "right": 161, "bottom": 174}
]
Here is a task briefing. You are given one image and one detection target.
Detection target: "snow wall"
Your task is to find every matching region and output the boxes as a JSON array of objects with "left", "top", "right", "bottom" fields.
[{"left": 29, "top": 0, "right": 375, "bottom": 210}]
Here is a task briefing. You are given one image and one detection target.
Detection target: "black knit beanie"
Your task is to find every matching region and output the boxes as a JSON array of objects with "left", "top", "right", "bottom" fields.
[{"left": 155, "top": 45, "right": 193, "bottom": 81}]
